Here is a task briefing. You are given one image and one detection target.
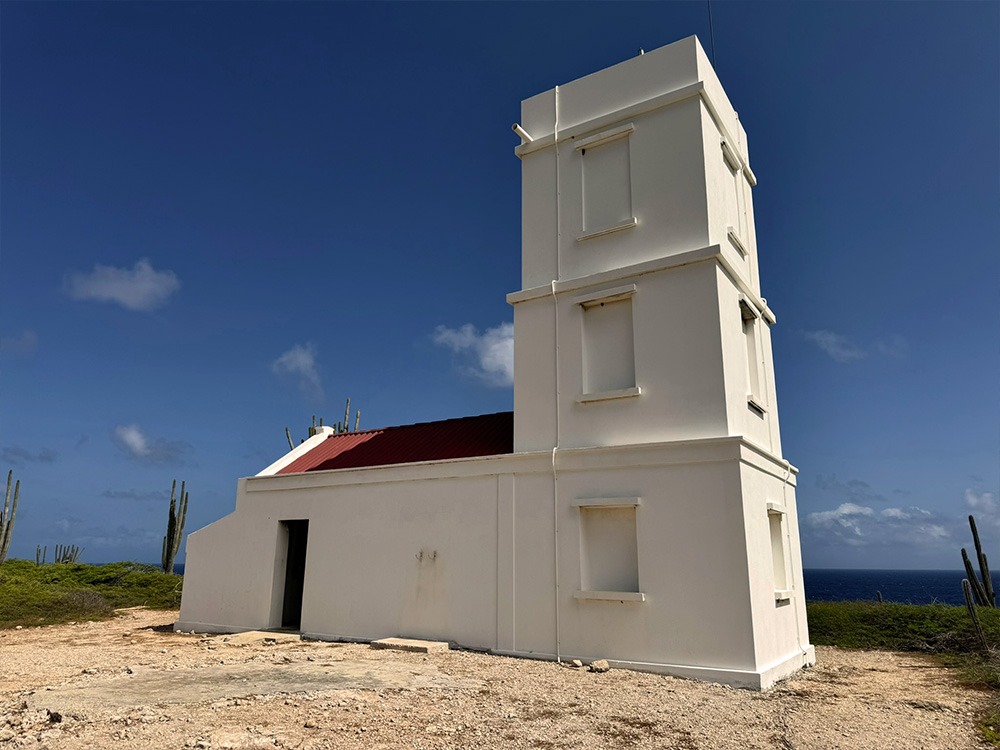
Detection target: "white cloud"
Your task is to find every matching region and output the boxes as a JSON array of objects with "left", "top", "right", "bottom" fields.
[
  {"left": 433, "top": 322, "right": 514, "bottom": 387},
  {"left": 67, "top": 259, "right": 180, "bottom": 311},
  {"left": 807, "top": 502, "right": 875, "bottom": 535},
  {"left": 881, "top": 507, "right": 910, "bottom": 520},
  {"left": 115, "top": 424, "right": 149, "bottom": 457},
  {"left": 805, "top": 330, "right": 909, "bottom": 363},
  {"left": 112, "top": 424, "right": 189, "bottom": 464},
  {"left": 272, "top": 343, "right": 325, "bottom": 402},
  {"left": 804, "top": 330, "right": 866, "bottom": 363},
  {"left": 966, "top": 488, "right": 998, "bottom": 514},
  {"left": 805, "top": 502, "right": 949, "bottom": 548},
  {"left": 966, "top": 488, "right": 1000, "bottom": 530},
  {"left": 0, "top": 330, "right": 38, "bottom": 358}
]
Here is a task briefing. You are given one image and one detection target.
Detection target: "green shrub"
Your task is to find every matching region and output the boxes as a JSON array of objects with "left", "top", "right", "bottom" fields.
[
  {"left": 0, "top": 558, "right": 182, "bottom": 628},
  {"left": 807, "top": 600, "right": 1000, "bottom": 652}
]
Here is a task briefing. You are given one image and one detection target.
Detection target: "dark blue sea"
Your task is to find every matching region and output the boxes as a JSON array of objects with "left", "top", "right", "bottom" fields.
[{"left": 803, "top": 569, "right": 967, "bottom": 606}]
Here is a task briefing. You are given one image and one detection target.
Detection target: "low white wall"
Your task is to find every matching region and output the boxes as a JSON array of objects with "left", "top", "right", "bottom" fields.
[
  {"left": 178, "top": 438, "right": 812, "bottom": 688},
  {"left": 179, "top": 479, "right": 281, "bottom": 632}
]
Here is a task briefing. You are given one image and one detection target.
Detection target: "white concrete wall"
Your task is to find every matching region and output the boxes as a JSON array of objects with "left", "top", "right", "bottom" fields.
[
  {"left": 520, "top": 88, "right": 711, "bottom": 290},
  {"left": 715, "top": 264, "right": 782, "bottom": 454},
  {"left": 179, "top": 438, "right": 808, "bottom": 687},
  {"left": 553, "top": 454, "right": 757, "bottom": 671},
  {"left": 179, "top": 479, "right": 283, "bottom": 632},
  {"left": 515, "top": 259, "right": 733, "bottom": 452},
  {"left": 738, "top": 451, "right": 813, "bottom": 679}
]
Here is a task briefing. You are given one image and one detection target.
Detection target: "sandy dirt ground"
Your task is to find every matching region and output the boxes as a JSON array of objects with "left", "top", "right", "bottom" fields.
[{"left": 0, "top": 608, "right": 990, "bottom": 749}]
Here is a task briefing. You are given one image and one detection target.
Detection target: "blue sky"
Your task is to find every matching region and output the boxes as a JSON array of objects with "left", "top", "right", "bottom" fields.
[{"left": 1, "top": 2, "right": 997, "bottom": 570}]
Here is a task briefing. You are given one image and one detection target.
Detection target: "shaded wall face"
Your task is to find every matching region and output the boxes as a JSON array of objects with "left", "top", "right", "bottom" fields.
[
  {"left": 739, "top": 462, "right": 809, "bottom": 668},
  {"left": 179, "top": 481, "right": 287, "bottom": 631}
]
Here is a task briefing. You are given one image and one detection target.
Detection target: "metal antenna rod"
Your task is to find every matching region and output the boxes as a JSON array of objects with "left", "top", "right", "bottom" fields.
[{"left": 707, "top": 0, "right": 718, "bottom": 67}]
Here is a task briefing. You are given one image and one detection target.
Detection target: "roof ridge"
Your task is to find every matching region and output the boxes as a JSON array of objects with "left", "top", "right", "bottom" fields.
[{"left": 324, "top": 411, "right": 513, "bottom": 439}]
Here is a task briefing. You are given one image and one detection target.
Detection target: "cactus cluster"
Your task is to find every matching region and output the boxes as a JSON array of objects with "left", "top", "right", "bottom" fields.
[
  {"left": 33, "top": 543, "right": 82, "bottom": 565},
  {"left": 962, "top": 514, "right": 995, "bottom": 607},
  {"left": 54, "top": 543, "right": 82, "bottom": 564},
  {"left": 0, "top": 469, "right": 20, "bottom": 565},
  {"left": 285, "top": 397, "right": 361, "bottom": 450},
  {"left": 961, "top": 514, "right": 994, "bottom": 653},
  {"left": 161, "top": 480, "right": 189, "bottom": 574}
]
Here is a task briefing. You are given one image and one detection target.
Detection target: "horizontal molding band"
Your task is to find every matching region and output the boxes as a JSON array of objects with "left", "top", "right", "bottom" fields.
[
  {"left": 246, "top": 435, "right": 798, "bottom": 492},
  {"left": 506, "top": 244, "right": 775, "bottom": 325},
  {"left": 514, "top": 80, "right": 754, "bottom": 182}
]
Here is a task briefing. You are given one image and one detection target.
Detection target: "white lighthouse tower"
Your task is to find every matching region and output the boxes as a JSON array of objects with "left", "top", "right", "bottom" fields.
[{"left": 507, "top": 35, "right": 814, "bottom": 686}]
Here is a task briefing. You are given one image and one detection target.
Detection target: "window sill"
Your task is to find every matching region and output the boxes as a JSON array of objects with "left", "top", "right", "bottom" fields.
[
  {"left": 577, "top": 217, "right": 637, "bottom": 242},
  {"left": 747, "top": 396, "right": 767, "bottom": 417},
  {"left": 578, "top": 386, "right": 641, "bottom": 404},
  {"left": 727, "top": 227, "right": 748, "bottom": 257},
  {"left": 774, "top": 589, "right": 793, "bottom": 603},
  {"left": 574, "top": 590, "right": 646, "bottom": 603},
  {"left": 573, "top": 497, "right": 641, "bottom": 509}
]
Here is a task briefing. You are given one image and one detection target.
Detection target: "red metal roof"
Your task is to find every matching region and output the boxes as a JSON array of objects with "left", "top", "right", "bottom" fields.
[{"left": 276, "top": 411, "right": 514, "bottom": 474}]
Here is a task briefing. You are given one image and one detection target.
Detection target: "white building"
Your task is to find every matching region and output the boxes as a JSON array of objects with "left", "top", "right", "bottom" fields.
[{"left": 178, "top": 36, "right": 814, "bottom": 689}]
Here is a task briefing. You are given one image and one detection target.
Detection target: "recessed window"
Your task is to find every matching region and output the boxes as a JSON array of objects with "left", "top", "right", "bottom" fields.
[
  {"left": 767, "top": 504, "right": 791, "bottom": 603},
  {"left": 768, "top": 511, "right": 787, "bottom": 591},
  {"left": 722, "top": 138, "right": 749, "bottom": 257},
  {"left": 583, "top": 297, "right": 635, "bottom": 395},
  {"left": 574, "top": 497, "right": 643, "bottom": 602},
  {"left": 577, "top": 124, "right": 636, "bottom": 240},
  {"left": 575, "top": 285, "right": 640, "bottom": 402},
  {"left": 740, "top": 298, "right": 766, "bottom": 415}
]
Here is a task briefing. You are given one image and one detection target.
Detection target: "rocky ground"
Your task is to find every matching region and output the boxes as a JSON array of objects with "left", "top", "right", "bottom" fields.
[{"left": 0, "top": 608, "right": 990, "bottom": 749}]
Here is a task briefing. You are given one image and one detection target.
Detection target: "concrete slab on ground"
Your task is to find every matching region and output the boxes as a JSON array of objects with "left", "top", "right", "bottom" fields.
[
  {"left": 370, "top": 637, "right": 450, "bottom": 653},
  {"left": 27, "top": 660, "right": 481, "bottom": 718},
  {"left": 213, "top": 630, "right": 302, "bottom": 646}
]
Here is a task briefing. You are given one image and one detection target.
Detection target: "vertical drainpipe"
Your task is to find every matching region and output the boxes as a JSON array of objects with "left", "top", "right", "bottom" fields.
[
  {"left": 551, "top": 84, "right": 562, "bottom": 664},
  {"left": 781, "top": 458, "right": 808, "bottom": 659}
]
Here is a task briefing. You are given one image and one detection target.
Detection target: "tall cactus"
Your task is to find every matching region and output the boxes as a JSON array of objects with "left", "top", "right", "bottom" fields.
[
  {"left": 963, "top": 578, "right": 989, "bottom": 653},
  {"left": 970, "top": 515, "right": 995, "bottom": 606},
  {"left": 161, "top": 480, "right": 189, "bottom": 574},
  {"left": 0, "top": 469, "right": 20, "bottom": 565},
  {"left": 962, "top": 514, "right": 995, "bottom": 608}
]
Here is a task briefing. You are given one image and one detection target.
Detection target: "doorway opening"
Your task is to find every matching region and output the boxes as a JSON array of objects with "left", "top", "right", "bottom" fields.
[{"left": 279, "top": 520, "right": 309, "bottom": 630}]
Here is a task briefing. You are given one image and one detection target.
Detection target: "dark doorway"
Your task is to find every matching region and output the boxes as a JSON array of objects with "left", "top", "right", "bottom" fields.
[{"left": 280, "top": 520, "right": 309, "bottom": 629}]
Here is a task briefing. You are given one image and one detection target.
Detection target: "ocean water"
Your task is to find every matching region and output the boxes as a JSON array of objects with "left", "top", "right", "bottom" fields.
[{"left": 803, "top": 569, "right": 967, "bottom": 606}]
